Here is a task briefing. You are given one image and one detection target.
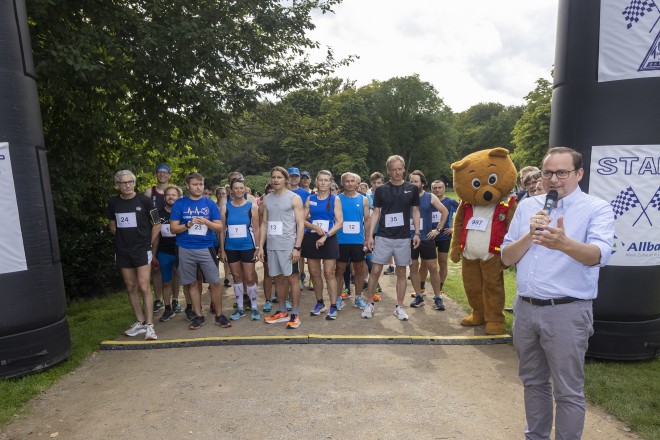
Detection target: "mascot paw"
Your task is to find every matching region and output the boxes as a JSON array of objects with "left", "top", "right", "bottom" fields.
[
  {"left": 460, "top": 314, "right": 485, "bottom": 326},
  {"left": 484, "top": 322, "right": 506, "bottom": 335}
]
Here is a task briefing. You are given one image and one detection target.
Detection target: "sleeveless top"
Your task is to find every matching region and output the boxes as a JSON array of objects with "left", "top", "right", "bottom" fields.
[
  {"left": 307, "top": 193, "right": 336, "bottom": 233},
  {"left": 263, "top": 190, "right": 297, "bottom": 250},
  {"left": 149, "top": 186, "right": 166, "bottom": 211},
  {"left": 410, "top": 191, "right": 433, "bottom": 239},
  {"left": 337, "top": 193, "right": 365, "bottom": 245},
  {"left": 224, "top": 201, "right": 255, "bottom": 251}
]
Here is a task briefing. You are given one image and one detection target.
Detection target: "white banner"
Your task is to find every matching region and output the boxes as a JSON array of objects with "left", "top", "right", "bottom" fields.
[
  {"left": 599, "top": 0, "right": 660, "bottom": 82},
  {"left": 0, "top": 142, "right": 27, "bottom": 274},
  {"left": 589, "top": 144, "right": 660, "bottom": 266}
]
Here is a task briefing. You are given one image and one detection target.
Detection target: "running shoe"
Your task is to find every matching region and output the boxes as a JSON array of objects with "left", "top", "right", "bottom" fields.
[
  {"left": 124, "top": 321, "right": 147, "bottom": 337},
  {"left": 144, "top": 324, "right": 157, "bottom": 340},
  {"left": 336, "top": 296, "right": 343, "bottom": 311},
  {"left": 265, "top": 311, "right": 289, "bottom": 324},
  {"left": 286, "top": 299, "right": 292, "bottom": 311},
  {"left": 287, "top": 314, "right": 301, "bottom": 329},
  {"left": 185, "top": 307, "right": 195, "bottom": 321},
  {"left": 216, "top": 314, "right": 232, "bottom": 328},
  {"left": 384, "top": 265, "right": 394, "bottom": 275},
  {"left": 325, "top": 307, "right": 338, "bottom": 320},
  {"left": 434, "top": 296, "right": 446, "bottom": 311},
  {"left": 172, "top": 299, "right": 182, "bottom": 313},
  {"left": 251, "top": 309, "right": 261, "bottom": 321},
  {"left": 341, "top": 288, "right": 351, "bottom": 299},
  {"left": 244, "top": 294, "right": 251, "bottom": 311},
  {"left": 230, "top": 309, "right": 245, "bottom": 320},
  {"left": 354, "top": 296, "right": 367, "bottom": 310},
  {"left": 263, "top": 300, "right": 273, "bottom": 313},
  {"left": 373, "top": 293, "right": 381, "bottom": 302},
  {"left": 362, "top": 303, "right": 374, "bottom": 319},
  {"left": 301, "top": 272, "right": 306, "bottom": 284},
  {"left": 272, "top": 294, "right": 279, "bottom": 303},
  {"left": 410, "top": 295, "right": 425, "bottom": 308},
  {"left": 308, "top": 280, "right": 314, "bottom": 291},
  {"left": 362, "top": 280, "right": 368, "bottom": 292},
  {"left": 299, "top": 279, "right": 305, "bottom": 290},
  {"left": 159, "top": 309, "right": 176, "bottom": 322},
  {"left": 310, "top": 302, "right": 327, "bottom": 316},
  {"left": 152, "top": 299, "right": 164, "bottom": 313},
  {"left": 189, "top": 315, "right": 206, "bottom": 330},
  {"left": 394, "top": 305, "right": 409, "bottom": 321},
  {"left": 224, "top": 278, "right": 231, "bottom": 287}
]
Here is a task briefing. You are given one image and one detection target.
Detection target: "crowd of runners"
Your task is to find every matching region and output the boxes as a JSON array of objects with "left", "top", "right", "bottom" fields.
[{"left": 108, "top": 155, "right": 459, "bottom": 340}]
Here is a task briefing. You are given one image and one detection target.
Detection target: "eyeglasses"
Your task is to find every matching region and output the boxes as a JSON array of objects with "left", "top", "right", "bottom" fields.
[
  {"left": 541, "top": 169, "right": 575, "bottom": 180},
  {"left": 116, "top": 180, "right": 135, "bottom": 186}
]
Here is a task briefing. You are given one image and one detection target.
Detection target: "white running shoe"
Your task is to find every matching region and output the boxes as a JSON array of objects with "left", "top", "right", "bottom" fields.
[
  {"left": 362, "top": 303, "right": 374, "bottom": 319},
  {"left": 124, "top": 321, "right": 147, "bottom": 337},
  {"left": 144, "top": 324, "right": 158, "bottom": 340},
  {"left": 394, "top": 305, "right": 409, "bottom": 321}
]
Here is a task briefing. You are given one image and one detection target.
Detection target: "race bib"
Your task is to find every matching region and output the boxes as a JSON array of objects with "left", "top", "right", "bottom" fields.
[
  {"left": 189, "top": 223, "right": 208, "bottom": 236},
  {"left": 313, "top": 219, "right": 330, "bottom": 232},
  {"left": 161, "top": 224, "right": 175, "bottom": 237},
  {"left": 115, "top": 212, "right": 137, "bottom": 228},
  {"left": 409, "top": 218, "right": 423, "bottom": 231},
  {"left": 466, "top": 216, "right": 489, "bottom": 231},
  {"left": 385, "top": 212, "right": 404, "bottom": 228},
  {"left": 432, "top": 211, "right": 441, "bottom": 224},
  {"left": 228, "top": 224, "right": 248, "bottom": 238},
  {"left": 268, "top": 221, "right": 283, "bottom": 236},
  {"left": 343, "top": 221, "right": 360, "bottom": 234}
]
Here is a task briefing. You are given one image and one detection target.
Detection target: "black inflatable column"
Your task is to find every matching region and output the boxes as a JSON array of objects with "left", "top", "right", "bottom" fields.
[
  {"left": 0, "top": 1, "right": 71, "bottom": 377},
  {"left": 551, "top": 0, "right": 660, "bottom": 359}
]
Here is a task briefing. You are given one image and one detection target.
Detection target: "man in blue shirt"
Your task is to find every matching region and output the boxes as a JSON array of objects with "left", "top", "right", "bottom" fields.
[
  {"left": 170, "top": 172, "right": 230, "bottom": 329},
  {"left": 501, "top": 147, "right": 614, "bottom": 440}
]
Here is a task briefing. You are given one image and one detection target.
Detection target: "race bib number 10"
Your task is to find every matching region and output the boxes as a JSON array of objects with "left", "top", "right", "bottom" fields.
[{"left": 116, "top": 212, "right": 137, "bottom": 228}]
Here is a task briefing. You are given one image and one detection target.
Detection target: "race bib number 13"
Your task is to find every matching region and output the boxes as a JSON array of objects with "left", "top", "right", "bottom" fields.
[{"left": 268, "top": 221, "right": 283, "bottom": 236}]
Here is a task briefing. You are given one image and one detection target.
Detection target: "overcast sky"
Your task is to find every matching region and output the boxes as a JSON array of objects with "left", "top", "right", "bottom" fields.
[{"left": 308, "top": 0, "right": 559, "bottom": 112}]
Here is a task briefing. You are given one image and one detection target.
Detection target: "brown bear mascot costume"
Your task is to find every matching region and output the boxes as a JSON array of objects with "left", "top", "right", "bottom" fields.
[{"left": 450, "top": 148, "right": 518, "bottom": 335}]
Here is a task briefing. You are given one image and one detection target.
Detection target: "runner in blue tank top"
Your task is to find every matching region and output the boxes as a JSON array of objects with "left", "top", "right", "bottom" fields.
[
  {"left": 406, "top": 170, "right": 449, "bottom": 311},
  {"left": 302, "top": 170, "right": 344, "bottom": 320},
  {"left": 336, "top": 172, "right": 371, "bottom": 310},
  {"left": 219, "top": 177, "right": 262, "bottom": 321}
]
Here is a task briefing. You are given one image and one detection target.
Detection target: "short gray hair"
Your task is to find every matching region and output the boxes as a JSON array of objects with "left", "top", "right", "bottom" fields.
[{"left": 114, "top": 170, "right": 136, "bottom": 184}]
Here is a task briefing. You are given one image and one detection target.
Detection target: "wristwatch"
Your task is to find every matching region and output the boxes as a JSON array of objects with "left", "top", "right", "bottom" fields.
[
  {"left": 293, "top": 246, "right": 302, "bottom": 251},
  {"left": 325, "top": 232, "right": 330, "bottom": 238},
  {"left": 185, "top": 221, "right": 192, "bottom": 228}
]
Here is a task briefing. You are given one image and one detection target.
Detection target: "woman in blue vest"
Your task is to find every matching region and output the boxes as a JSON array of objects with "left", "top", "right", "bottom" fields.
[
  {"left": 219, "top": 178, "right": 261, "bottom": 321},
  {"left": 301, "top": 170, "right": 344, "bottom": 320}
]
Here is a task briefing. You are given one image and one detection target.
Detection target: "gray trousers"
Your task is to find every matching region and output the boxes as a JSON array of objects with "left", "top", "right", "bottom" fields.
[{"left": 513, "top": 297, "right": 594, "bottom": 440}]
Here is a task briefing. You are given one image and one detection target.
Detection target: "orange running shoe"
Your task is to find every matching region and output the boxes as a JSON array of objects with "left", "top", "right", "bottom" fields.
[
  {"left": 265, "top": 311, "right": 289, "bottom": 324},
  {"left": 287, "top": 314, "right": 301, "bottom": 329},
  {"left": 373, "top": 293, "right": 381, "bottom": 301}
]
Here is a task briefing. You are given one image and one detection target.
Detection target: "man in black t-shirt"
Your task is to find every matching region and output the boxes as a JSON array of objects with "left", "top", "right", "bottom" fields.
[
  {"left": 363, "top": 155, "right": 421, "bottom": 321},
  {"left": 108, "top": 170, "right": 160, "bottom": 340}
]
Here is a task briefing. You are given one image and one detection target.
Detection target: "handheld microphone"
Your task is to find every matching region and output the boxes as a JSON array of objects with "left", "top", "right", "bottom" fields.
[{"left": 542, "top": 190, "right": 558, "bottom": 214}]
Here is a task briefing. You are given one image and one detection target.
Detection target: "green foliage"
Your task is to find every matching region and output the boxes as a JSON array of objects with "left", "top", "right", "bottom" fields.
[
  {"left": 511, "top": 77, "right": 552, "bottom": 168},
  {"left": 454, "top": 102, "right": 523, "bottom": 160},
  {"left": 28, "top": 0, "right": 349, "bottom": 297}
]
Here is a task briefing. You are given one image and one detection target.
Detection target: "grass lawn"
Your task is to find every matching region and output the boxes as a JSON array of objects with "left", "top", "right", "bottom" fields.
[
  {"left": 0, "top": 292, "right": 134, "bottom": 427},
  {"left": 442, "top": 259, "right": 660, "bottom": 440}
]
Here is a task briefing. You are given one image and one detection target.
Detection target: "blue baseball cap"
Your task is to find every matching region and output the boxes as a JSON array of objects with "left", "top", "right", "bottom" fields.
[
  {"left": 156, "top": 164, "right": 171, "bottom": 173},
  {"left": 301, "top": 171, "right": 312, "bottom": 178},
  {"left": 288, "top": 167, "right": 300, "bottom": 176}
]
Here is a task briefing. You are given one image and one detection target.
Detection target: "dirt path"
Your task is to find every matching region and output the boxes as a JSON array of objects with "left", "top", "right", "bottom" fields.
[{"left": 0, "top": 268, "right": 641, "bottom": 439}]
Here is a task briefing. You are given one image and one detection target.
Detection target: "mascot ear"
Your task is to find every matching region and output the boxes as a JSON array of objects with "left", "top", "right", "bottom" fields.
[
  {"left": 488, "top": 147, "right": 510, "bottom": 158},
  {"left": 451, "top": 158, "right": 470, "bottom": 171}
]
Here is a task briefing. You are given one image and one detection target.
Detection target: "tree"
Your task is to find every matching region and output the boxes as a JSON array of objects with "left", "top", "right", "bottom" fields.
[
  {"left": 454, "top": 102, "right": 523, "bottom": 159},
  {"left": 511, "top": 78, "right": 552, "bottom": 168},
  {"left": 28, "top": 0, "right": 350, "bottom": 297}
]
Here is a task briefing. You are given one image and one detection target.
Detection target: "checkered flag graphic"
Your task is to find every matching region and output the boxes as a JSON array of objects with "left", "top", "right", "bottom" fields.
[
  {"left": 622, "top": 0, "right": 657, "bottom": 29},
  {"left": 649, "top": 187, "right": 660, "bottom": 210},
  {"left": 610, "top": 186, "right": 641, "bottom": 219}
]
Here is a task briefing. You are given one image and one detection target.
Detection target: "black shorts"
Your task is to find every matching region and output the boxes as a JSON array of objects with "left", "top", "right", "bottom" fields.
[
  {"left": 116, "top": 250, "right": 152, "bottom": 269},
  {"left": 301, "top": 233, "right": 339, "bottom": 260},
  {"left": 435, "top": 239, "right": 450, "bottom": 254},
  {"left": 225, "top": 248, "right": 257, "bottom": 264},
  {"left": 337, "top": 244, "right": 366, "bottom": 263},
  {"left": 411, "top": 239, "right": 437, "bottom": 261}
]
